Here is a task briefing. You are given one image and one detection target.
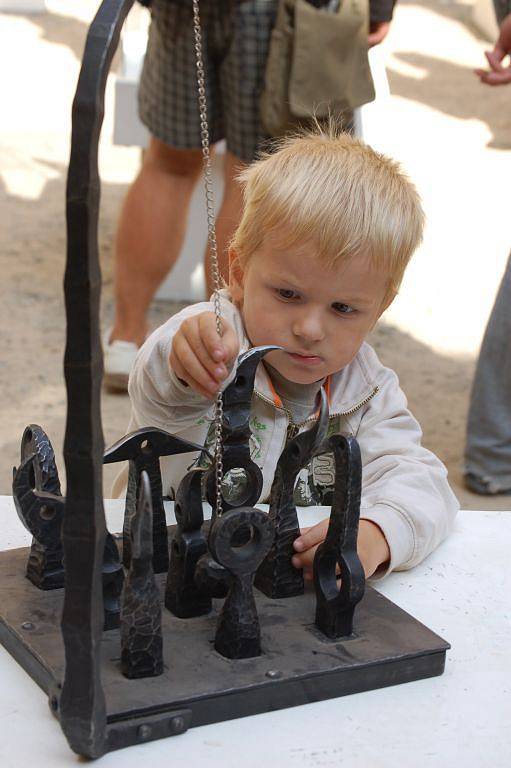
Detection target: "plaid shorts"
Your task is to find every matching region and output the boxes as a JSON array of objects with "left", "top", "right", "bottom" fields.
[{"left": 138, "top": 0, "right": 278, "bottom": 162}]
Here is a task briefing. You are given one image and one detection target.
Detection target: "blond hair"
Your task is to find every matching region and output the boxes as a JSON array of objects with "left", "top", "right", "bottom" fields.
[{"left": 230, "top": 123, "right": 424, "bottom": 301}]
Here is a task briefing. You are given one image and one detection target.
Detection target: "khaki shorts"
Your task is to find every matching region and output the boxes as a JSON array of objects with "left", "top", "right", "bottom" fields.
[{"left": 138, "top": 0, "right": 278, "bottom": 162}]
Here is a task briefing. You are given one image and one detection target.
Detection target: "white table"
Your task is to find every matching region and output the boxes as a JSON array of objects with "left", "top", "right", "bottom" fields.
[
  {"left": 0, "top": 1, "right": 47, "bottom": 10},
  {"left": 0, "top": 497, "right": 510, "bottom": 767}
]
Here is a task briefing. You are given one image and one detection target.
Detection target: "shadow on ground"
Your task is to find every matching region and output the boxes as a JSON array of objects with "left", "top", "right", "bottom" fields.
[
  {"left": 385, "top": 0, "right": 511, "bottom": 149},
  {"left": 387, "top": 51, "right": 511, "bottom": 149},
  {"left": 3, "top": 10, "right": 89, "bottom": 61},
  {"left": 3, "top": 9, "right": 123, "bottom": 72},
  {"left": 398, "top": 0, "right": 492, "bottom": 41},
  {"left": 0, "top": 163, "right": 180, "bottom": 499}
]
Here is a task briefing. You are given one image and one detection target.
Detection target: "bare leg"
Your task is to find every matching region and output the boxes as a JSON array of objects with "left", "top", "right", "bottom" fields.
[
  {"left": 111, "top": 138, "right": 203, "bottom": 346},
  {"left": 205, "top": 151, "right": 245, "bottom": 296}
]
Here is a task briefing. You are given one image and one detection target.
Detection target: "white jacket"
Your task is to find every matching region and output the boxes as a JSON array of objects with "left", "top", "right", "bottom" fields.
[{"left": 120, "top": 293, "right": 459, "bottom": 579}]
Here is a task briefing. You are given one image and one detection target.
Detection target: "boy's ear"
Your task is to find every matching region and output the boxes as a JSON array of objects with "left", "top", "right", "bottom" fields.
[
  {"left": 228, "top": 248, "right": 245, "bottom": 302},
  {"left": 372, "top": 290, "right": 396, "bottom": 328},
  {"left": 379, "top": 291, "right": 396, "bottom": 316}
]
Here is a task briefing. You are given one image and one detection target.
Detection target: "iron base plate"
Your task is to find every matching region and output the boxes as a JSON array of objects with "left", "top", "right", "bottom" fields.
[{"left": 0, "top": 538, "right": 449, "bottom": 734}]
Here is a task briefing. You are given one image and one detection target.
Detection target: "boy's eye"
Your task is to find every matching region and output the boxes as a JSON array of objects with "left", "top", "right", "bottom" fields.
[
  {"left": 332, "top": 302, "right": 355, "bottom": 315},
  {"left": 277, "top": 288, "right": 298, "bottom": 300}
]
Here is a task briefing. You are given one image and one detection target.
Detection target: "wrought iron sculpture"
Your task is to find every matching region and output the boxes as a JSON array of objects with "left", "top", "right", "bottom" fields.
[
  {"left": 13, "top": 425, "right": 65, "bottom": 589},
  {"left": 193, "top": 549, "right": 232, "bottom": 599},
  {"left": 12, "top": 424, "right": 124, "bottom": 631},
  {"left": 313, "top": 435, "right": 366, "bottom": 638},
  {"left": 204, "top": 346, "right": 279, "bottom": 514},
  {"left": 102, "top": 534, "right": 124, "bottom": 631},
  {"left": 209, "top": 507, "right": 274, "bottom": 659},
  {"left": 103, "top": 427, "right": 205, "bottom": 572},
  {"left": 120, "top": 471, "right": 164, "bottom": 678},
  {"left": 165, "top": 468, "right": 212, "bottom": 618},
  {"left": 58, "top": 0, "right": 136, "bottom": 755},
  {"left": 0, "top": 0, "right": 450, "bottom": 759},
  {"left": 255, "top": 389, "right": 329, "bottom": 598}
]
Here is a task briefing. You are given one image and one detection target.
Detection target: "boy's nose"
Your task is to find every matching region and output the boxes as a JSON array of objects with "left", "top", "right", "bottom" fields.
[{"left": 292, "top": 312, "right": 326, "bottom": 343}]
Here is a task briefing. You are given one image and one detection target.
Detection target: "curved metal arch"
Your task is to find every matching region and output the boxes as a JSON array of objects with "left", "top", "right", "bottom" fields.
[{"left": 60, "top": 0, "right": 135, "bottom": 758}]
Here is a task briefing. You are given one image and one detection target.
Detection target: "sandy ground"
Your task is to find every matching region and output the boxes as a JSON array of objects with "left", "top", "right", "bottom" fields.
[{"left": 1, "top": 0, "right": 511, "bottom": 511}]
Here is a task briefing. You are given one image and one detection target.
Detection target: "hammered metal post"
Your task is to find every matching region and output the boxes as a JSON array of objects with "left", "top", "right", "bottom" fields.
[
  {"left": 313, "top": 434, "right": 365, "bottom": 638},
  {"left": 255, "top": 389, "right": 329, "bottom": 598},
  {"left": 205, "top": 346, "right": 280, "bottom": 515},
  {"left": 121, "top": 472, "right": 164, "bottom": 679},
  {"left": 165, "top": 468, "right": 212, "bottom": 618},
  {"left": 58, "top": 0, "right": 135, "bottom": 758},
  {"left": 209, "top": 507, "right": 274, "bottom": 659},
  {"left": 13, "top": 425, "right": 65, "bottom": 589},
  {"left": 104, "top": 427, "right": 205, "bottom": 573}
]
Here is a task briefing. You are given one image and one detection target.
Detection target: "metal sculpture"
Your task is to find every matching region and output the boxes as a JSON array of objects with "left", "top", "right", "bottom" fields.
[
  {"left": 255, "top": 389, "right": 329, "bottom": 598},
  {"left": 209, "top": 507, "right": 274, "bottom": 659},
  {"left": 0, "top": 0, "right": 450, "bottom": 760},
  {"left": 12, "top": 425, "right": 65, "bottom": 589},
  {"left": 165, "top": 468, "right": 212, "bottom": 618},
  {"left": 104, "top": 427, "right": 205, "bottom": 573},
  {"left": 58, "top": 0, "right": 135, "bottom": 756},
  {"left": 194, "top": 550, "right": 232, "bottom": 599},
  {"left": 12, "top": 426, "right": 124, "bottom": 630},
  {"left": 313, "top": 435, "right": 366, "bottom": 638},
  {"left": 121, "top": 472, "right": 164, "bottom": 679},
  {"left": 102, "top": 533, "right": 125, "bottom": 631},
  {"left": 205, "top": 346, "right": 280, "bottom": 515}
]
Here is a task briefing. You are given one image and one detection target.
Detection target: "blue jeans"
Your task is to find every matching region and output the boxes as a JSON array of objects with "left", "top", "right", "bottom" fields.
[{"left": 465, "top": 253, "right": 511, "bottom": 490}]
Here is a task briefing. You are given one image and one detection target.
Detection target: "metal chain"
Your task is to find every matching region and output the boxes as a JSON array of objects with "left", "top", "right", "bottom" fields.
[{"left": 192, "top": 0, "right": 224, "bottom": 517}]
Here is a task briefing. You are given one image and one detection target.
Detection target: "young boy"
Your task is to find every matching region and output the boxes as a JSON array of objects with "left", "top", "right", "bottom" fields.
[{"left": 123, "top": 127, "right": 459, "bottom": 581}]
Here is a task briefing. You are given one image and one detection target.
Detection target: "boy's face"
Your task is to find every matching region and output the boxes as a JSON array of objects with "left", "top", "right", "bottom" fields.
[{"left": 229, "top": 233, "right": 393, "bottom": 384}]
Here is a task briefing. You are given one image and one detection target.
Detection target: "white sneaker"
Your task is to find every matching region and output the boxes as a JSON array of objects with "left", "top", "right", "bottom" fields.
[{"left": 103, "top": 330, "right": 139, "bottom": 391}]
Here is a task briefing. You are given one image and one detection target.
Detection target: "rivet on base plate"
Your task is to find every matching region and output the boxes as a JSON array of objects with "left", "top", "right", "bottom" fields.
[
  {"left": 170, "top": 716, "right": 186, "bottom": 734},
  {"left": 265, "top": 669, "right": 283, "bottom": 679},
  {"left": 137, "top": 724, "right": 152, "bottom": 741}
]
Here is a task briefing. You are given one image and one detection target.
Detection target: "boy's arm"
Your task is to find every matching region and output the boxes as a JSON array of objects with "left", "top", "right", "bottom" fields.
[
  {"left": 354, "top": 361, "right": 459, "bottom": 578},
  {"left": 128, "top": 299, "right": 241, "bottom": 432},
  {"left": 293, "top": 353, "right": 459, "bottom": 581},
  {"left": 293, "top": 518, "right": 390, "bottom": 580}
]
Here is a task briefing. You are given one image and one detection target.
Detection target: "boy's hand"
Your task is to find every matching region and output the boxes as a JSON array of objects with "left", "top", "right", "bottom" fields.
[
  {"left": 170, "top": 311, "right": 239, "bottom": 399},
  {"left": 292, "top": 518, "right": 390, "bottom": 580}
]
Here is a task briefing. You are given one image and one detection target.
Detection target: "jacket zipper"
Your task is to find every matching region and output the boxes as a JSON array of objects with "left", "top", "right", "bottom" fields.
[
  {"left": 254, "top": 385, "right": 379, "bottom": 453},
  {"left": 286, "top": 421, "right": 300, "bottom": 442},
  {"left": 254, "top": 385, "right": 379, "bottom": 423},
  {"left": 337, "top": 386, "right": 379, "bottom": 418}
]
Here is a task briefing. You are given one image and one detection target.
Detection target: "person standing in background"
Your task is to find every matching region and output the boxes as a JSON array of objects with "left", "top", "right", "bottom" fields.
[
  {"left": 104, "top": 0, "right": 396, "bottom": 390},
  {"left": 464, "top": 11, "right": 511, "bottom": 495}
]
